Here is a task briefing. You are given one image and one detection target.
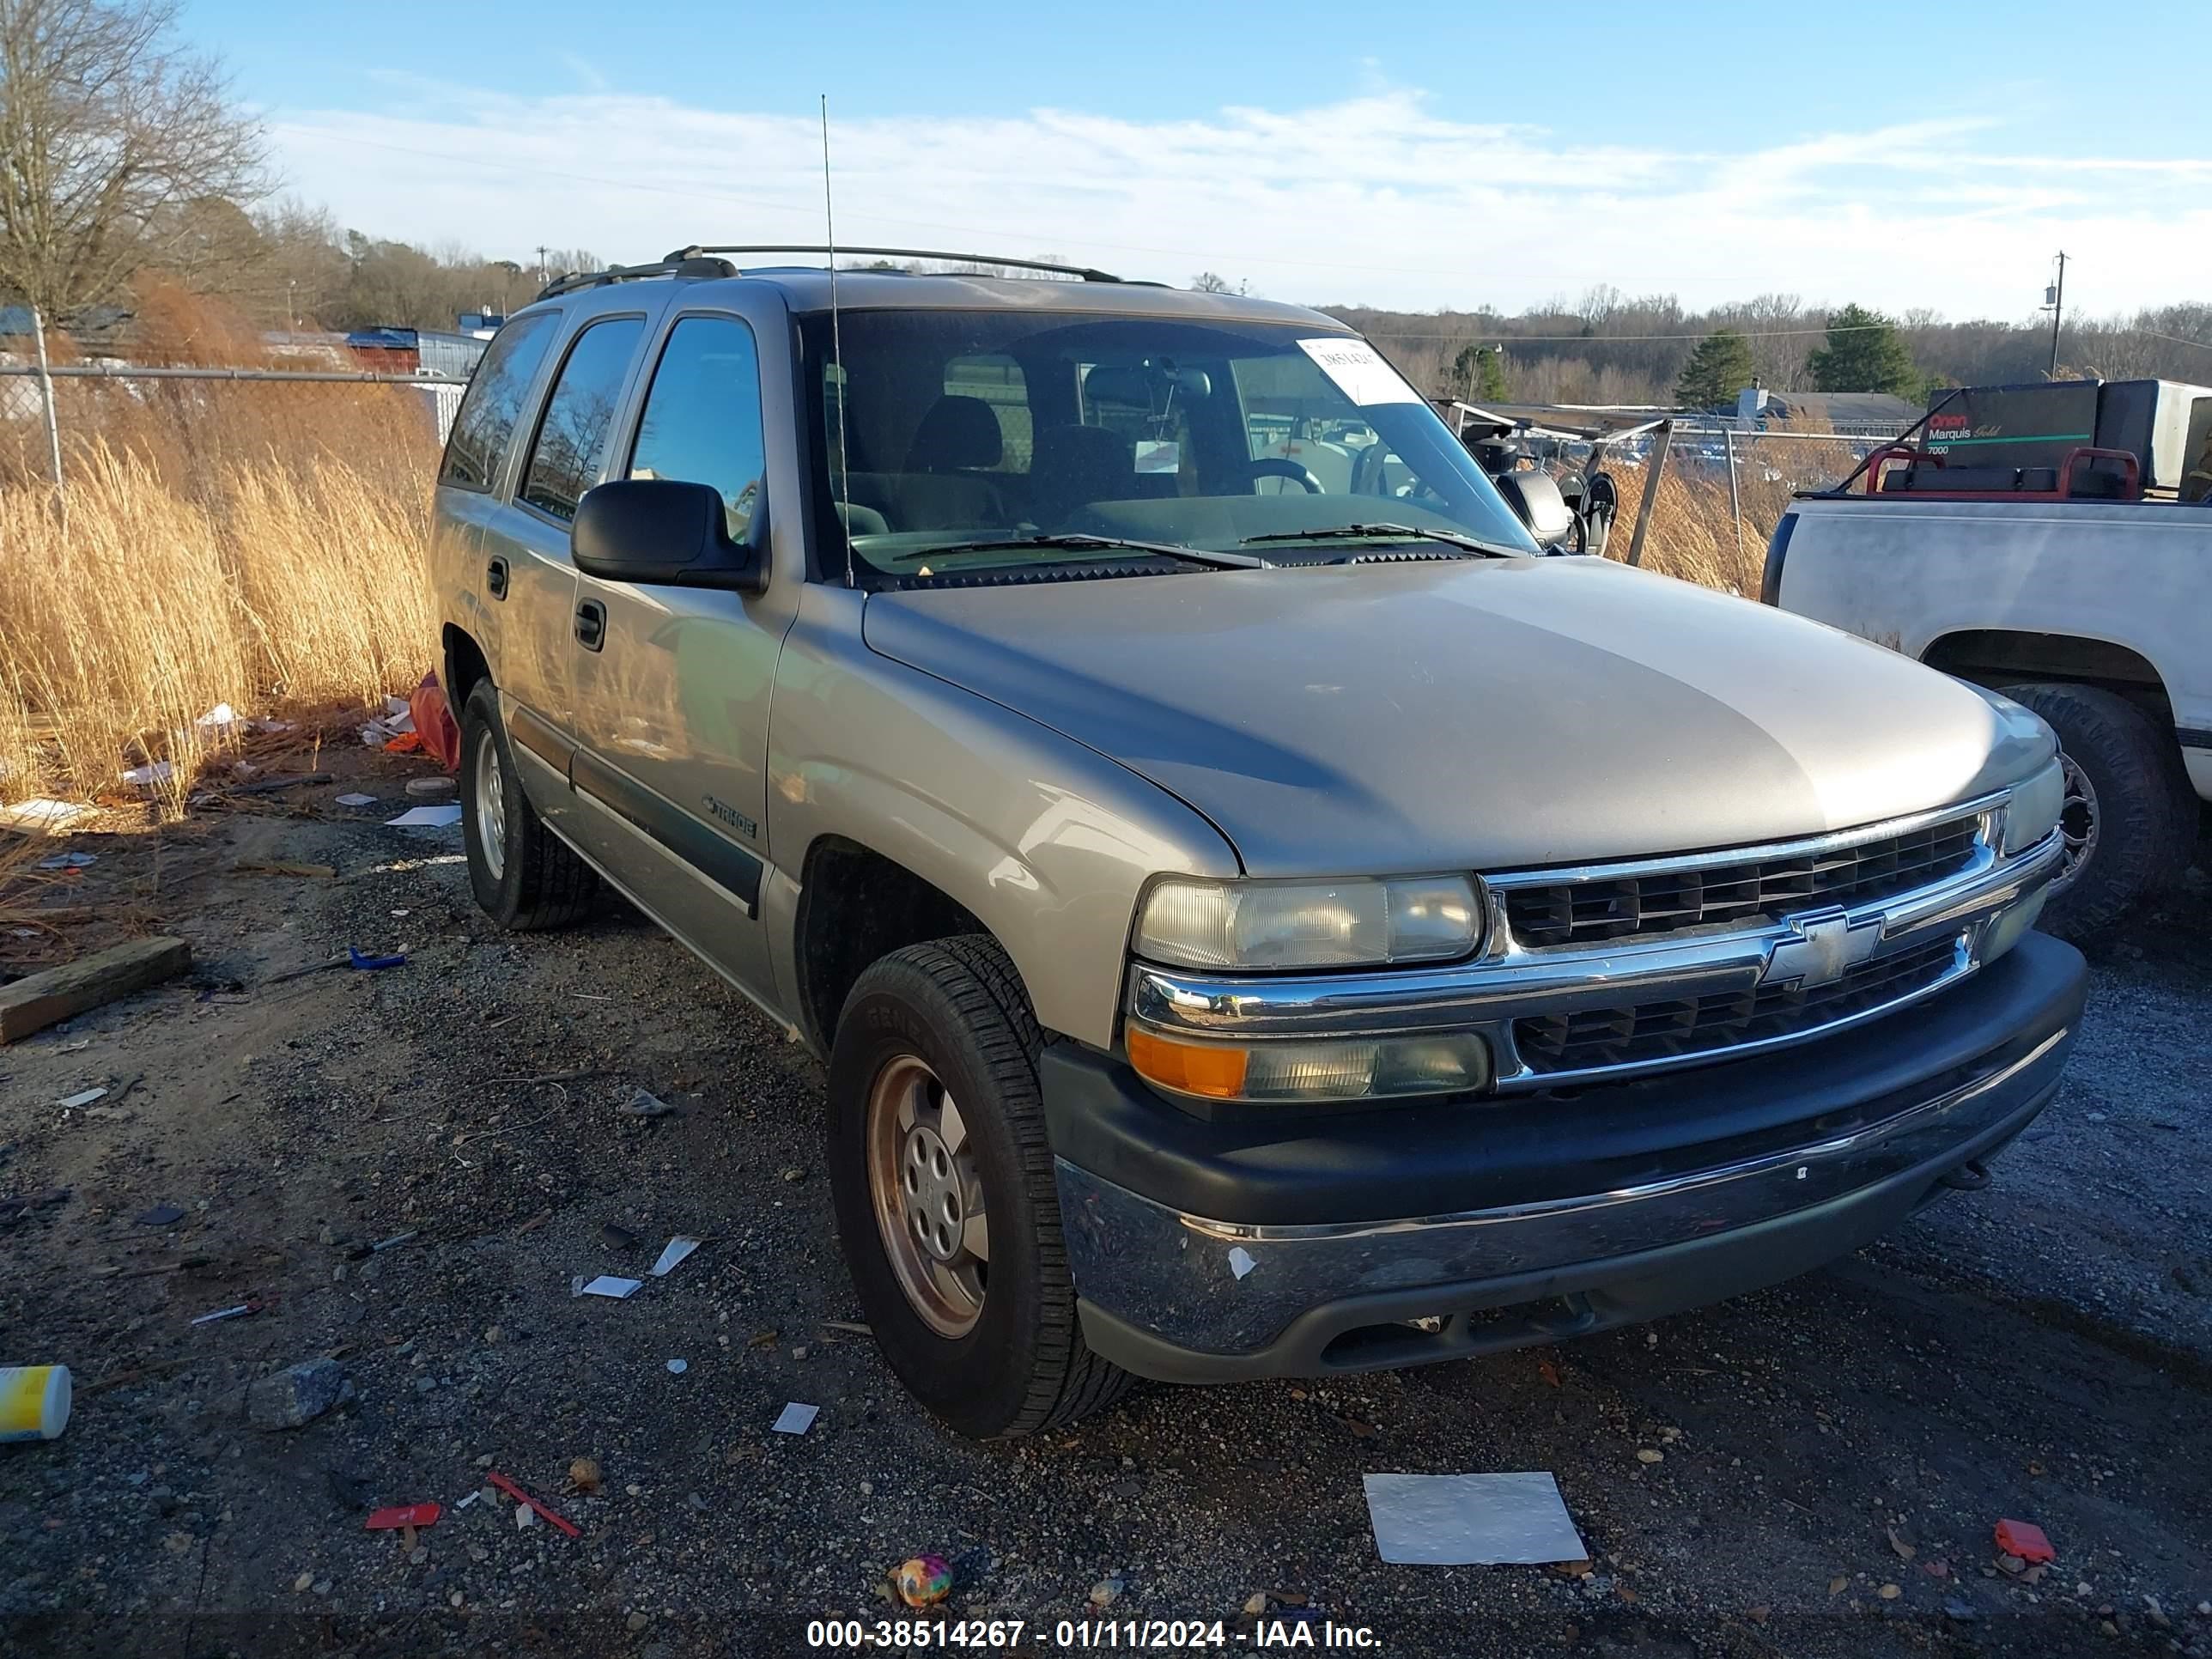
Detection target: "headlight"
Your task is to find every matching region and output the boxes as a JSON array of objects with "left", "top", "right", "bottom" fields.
[
  {"left": 1126, "top": 1024, "right": 1492, "bottom": 1103},
  {"left": 2002, "top": 761, "right": 2064, "bottom": 856},
  {"left": 1133, "top": 875, "right": 1482, "bottom": 971}
]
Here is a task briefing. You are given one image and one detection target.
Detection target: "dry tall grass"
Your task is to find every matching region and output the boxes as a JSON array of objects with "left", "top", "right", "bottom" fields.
[
  {"left": 1, "top": 287, "right": 439, "bottom": 817},
  {"left": 1601, "top": 429, "right": 1858, "bottom": 592}
]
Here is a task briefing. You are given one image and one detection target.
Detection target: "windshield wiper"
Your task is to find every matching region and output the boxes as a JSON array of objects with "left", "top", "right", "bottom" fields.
[
  {"left": 904, "top": 533, "right": 1266, "bottom": 572},
  {"left": 1238, "top": 523, "right": 1522, "bottom": 558}
]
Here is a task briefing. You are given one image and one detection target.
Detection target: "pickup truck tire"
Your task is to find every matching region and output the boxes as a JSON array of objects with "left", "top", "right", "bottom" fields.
[
  {"left": 459, "top": 682, "right": 599, "bottom": 931},
  {"left": 826, "top": 936, "right": 1133, "bottom": 1439},
  {"left": 1999, "top": 682, "right": 2194, "bottom": 940}
]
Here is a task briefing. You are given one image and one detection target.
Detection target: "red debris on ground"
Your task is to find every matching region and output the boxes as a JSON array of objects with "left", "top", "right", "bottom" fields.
[
  {"left": 1993, "top": 1519, "right": 2055, "bottom": 1563},
  {"left": 409, "top": 672, "right": 462, "bottom": 772},
  {"left": 485, "top": 1471, "right": 579, "bottom": 1538},
  {"left": 365, "top": 1503, "right": 441, "bottom": 1531}
]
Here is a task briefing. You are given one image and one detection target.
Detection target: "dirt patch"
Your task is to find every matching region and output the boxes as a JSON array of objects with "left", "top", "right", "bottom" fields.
[{"left": 3, "top": 807, "right": 2208, "bottom": 1657}]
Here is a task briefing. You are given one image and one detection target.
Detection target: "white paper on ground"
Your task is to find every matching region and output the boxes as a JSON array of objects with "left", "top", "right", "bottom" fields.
[
  {"left": 335, "top": 793, "right": 376, "bottom": 807},
  {"left": 771, "top": 1401, "right": 819, "bottom": 1435},
  {"left": 574, "top": 1274, "right": 643, "bottom": 1300},
  {"left": 651, "top": 1237, "right": 701, "bottom": 1278},
  {"left": 1362, "top": 1472, "right": 1585, "bottom": 1565},
  {"left": 385, "top": 804, "right": 462, "bottom": 828},
  {"left": 56, "top": 1087, "right": 109, "bottom": 1109},
  {"left": 120, "top": 761, "right": 174, "bottom": 789},
  {"left": 194, "top": 702, "right": 239, "bottom": 730},
  {"left": 1297, "top": 337, "right": 1421, "bottom": 406},
  {"left": 0, "top": 799, "right": 91, "bottom": 832}
]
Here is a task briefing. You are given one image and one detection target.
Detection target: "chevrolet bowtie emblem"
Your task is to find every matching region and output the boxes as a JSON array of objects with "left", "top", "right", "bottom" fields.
[{"left": 1759, "top": 909, "right": 1885, "bottom": 990}]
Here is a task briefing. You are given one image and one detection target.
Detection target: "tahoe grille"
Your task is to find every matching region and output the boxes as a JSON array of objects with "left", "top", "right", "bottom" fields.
[
  {"left": 1513, "top": 934, "right": 1961, "bottom": 1076},
  {"left": 1502, "top": 814, "right": 1982, "bottom": 950}
]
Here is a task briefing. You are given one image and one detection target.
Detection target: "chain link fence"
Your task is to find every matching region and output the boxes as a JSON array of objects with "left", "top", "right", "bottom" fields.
[{"left": 0, "top": 362, "right": 469, "bottom": 468}]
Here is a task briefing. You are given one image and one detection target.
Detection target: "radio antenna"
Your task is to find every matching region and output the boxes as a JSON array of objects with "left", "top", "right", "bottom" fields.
[{"left": 821, "top": 94, "right": 854, "bottom": 589}]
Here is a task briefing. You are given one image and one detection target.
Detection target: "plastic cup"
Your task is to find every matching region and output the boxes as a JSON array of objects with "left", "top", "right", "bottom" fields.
[{"left": 0, "top": 1365, "right": 72, "bottom": 1443}]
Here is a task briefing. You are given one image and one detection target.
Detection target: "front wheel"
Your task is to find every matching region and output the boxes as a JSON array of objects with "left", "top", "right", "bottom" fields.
[
  {"left": 826, "top": 936, "right": 1132, "bottom": 1439},
  {"left": 2000, "top": 682, "right": 2195, "bottom": 941}
]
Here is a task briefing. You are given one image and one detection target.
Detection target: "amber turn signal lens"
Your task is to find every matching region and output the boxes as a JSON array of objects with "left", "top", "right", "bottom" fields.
[{"left": 1126, "top": 1025, "right": 1250, "bottom": 1100}]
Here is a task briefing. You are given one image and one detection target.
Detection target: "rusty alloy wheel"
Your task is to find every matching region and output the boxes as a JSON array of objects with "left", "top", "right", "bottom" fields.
[
  {"left": 2047, "top": 749, "right": 2100, "bottom": 897},
  {"left": 865, "top": 1054, "right": 990, "bottom": 1338}
]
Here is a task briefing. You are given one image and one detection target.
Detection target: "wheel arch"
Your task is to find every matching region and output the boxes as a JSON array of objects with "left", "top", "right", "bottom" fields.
[
  {"left": 1922, "top": 628, "right": 2177, "bottom": 731},
  {"left": 792, "top": 836, "right": 992, "bottom": 1055},
  {"left": 443, "top": 623, "right": 492, "bottom": 709}
]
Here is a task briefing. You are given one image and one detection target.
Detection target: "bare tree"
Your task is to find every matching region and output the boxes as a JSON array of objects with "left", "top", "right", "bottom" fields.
[
  {"left": 1577, "top": 283, "right": 1623, "bottom": 332},
  {"left": 1189, "top": 270, "right": 1233, "bottom": 293},
  {"left": 0, "top": 0, "right": 267, "bottom": 322}
]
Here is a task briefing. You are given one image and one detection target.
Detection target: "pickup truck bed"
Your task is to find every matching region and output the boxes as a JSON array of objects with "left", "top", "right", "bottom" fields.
[{"left": 1769, "top": 494, "right": 2209, "bottom": 933}]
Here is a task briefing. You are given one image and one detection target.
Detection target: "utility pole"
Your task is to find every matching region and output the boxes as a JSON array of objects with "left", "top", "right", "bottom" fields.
[
  {"left": 535, "top": 245, "right": 550, "bottom": 286},
  {"left": 2045, "top": 251, "right": 2068, "bottom": 378},
  {"left": 30, "top": 304, "right": 64, "bottom": 514}
]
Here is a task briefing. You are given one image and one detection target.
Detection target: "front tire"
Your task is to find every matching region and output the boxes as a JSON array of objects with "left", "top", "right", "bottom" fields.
[
  {"left": 459, "top": 682, "right": 599, "bottom": 930},
  {"left": 2001, "top": 681, "right": 2194, "bottom": 941},
  {"left": 826, "top": 936, "right": 1132, "bottom": 1439}
]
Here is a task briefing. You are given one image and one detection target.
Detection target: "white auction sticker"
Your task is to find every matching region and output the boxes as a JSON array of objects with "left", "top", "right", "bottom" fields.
[{"left": 1298, "top": 337, "right": 1420, "bottom": 406}]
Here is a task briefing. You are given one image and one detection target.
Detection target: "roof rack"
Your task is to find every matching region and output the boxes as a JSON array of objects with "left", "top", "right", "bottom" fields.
[
  {"left": 534, "top": 254, "right": 738, "bottom": 302},
  {"left": 665, "top": 246, "right": 1127, "bottom": 283}
]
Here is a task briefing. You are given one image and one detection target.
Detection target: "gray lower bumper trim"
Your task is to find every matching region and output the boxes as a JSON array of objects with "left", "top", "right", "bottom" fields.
[{"left": 1058, "top": 1023, "right": 2071, "bottom": 1372}]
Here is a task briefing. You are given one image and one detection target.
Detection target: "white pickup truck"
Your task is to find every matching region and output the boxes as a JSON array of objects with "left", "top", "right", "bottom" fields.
[{"left": 1766, "top": 492, "right": 2209, "bottom": 938}]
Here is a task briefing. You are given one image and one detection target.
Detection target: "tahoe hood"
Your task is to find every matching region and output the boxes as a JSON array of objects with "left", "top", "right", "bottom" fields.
[{"left": 861, "top": 557, "right": 2052, "bottom": 877}]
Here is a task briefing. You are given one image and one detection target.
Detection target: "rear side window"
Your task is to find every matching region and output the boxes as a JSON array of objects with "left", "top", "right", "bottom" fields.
[
  {"left": 440, "top": 313, "right": 557, "bottom": 489},
  {"left": 520, "top": 316, "right": 647, "bottom": 521},
  {"left": 629, "top": 316, "right": 766, "bottom": 539}
]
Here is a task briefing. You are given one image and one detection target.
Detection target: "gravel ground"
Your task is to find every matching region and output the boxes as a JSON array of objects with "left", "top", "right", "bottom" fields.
[{"left": 2, "top": 793, "right": 2208, "bottom": 1659}]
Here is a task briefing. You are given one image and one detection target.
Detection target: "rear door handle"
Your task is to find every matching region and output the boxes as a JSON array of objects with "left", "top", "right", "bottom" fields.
[
  {"left": 574, "top": 599, "right": 606, "bottom": 652},
  {"left": 485, "top": 555, "right": 509, "bottom": 600}
]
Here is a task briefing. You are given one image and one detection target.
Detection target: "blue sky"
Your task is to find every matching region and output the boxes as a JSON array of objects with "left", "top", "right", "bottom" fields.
[{"left": 188, "top": 0, "right": 2210, "bottom": 316}]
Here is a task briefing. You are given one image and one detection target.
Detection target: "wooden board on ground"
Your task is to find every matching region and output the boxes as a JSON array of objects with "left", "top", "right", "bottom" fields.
[{"left": 0, "top": 936, "right": 192, "bottom": 1042}]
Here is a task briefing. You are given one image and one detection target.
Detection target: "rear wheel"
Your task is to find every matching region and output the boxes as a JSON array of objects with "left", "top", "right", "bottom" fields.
[
  {"left": 2001, "top": 682, "right": 2194, "bottom": 940},
  {"left": 459, "top": 682, "right": 599, "bottom": 930},
  {"left": 826, "top": 936, "right": 1132, "bottom": 1439}
]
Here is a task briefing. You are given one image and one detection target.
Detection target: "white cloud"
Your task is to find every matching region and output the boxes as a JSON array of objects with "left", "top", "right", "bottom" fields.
[{"left": 268, "top": 85, "right": 2210, "bottom": 316}]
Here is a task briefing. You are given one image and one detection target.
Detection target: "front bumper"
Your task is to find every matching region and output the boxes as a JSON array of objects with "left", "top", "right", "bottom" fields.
[{"left": 1048, "top": 932, "right": 2086, "bottom": 1382}]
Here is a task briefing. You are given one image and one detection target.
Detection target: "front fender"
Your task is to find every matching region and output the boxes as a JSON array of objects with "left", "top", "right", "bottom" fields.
[{"left": 766, "top": 586, "right": 1240, "bottom": 1047}]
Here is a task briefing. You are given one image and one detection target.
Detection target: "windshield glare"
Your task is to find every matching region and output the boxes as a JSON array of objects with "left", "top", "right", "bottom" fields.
[{"left": 801, "top": 310, "right": 1540, "bottom": 578}]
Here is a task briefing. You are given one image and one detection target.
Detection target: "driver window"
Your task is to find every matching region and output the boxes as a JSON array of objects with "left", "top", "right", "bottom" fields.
[{"left": 629, "top": 315, "right": 766, "bottom": 541}]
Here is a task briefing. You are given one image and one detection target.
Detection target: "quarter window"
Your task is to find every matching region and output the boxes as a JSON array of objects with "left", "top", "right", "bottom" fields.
[
  {"left": 520, "top": 316, "right": 647, "bottom": 521},
  {"left": 629, "top": 316, "right": 767, "bottom": 539},
  {"left": 439, "top": 312, "right": 558, "bottom": 489}
]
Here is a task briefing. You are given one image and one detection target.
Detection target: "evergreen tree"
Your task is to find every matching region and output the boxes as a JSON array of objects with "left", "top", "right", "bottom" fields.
[
  {"left": 1806, "top": 304, "right": 1921, "bottom": 395},
  {"left": 1674, "top": 328, "right": 1758, "bottom": 410},
  {"left": 1452, "top": 342, "right": 1510, "bottom": 402}
]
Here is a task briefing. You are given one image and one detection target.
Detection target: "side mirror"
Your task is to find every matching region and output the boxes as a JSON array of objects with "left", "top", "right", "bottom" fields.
[
  {"left": 571, "top": 478, "right": 768, "bottom": 594},
  {"left": 1494, "top": 470, "right": 1575, "bottom": 548}
]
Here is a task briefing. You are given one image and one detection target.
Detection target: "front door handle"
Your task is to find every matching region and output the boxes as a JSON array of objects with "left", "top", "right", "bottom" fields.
[
  {"left": 574, "top": 599, "right": 606, "bottom": 652},
  {"left": 486, "top": 555, "right": 509, "bottom": 600}
]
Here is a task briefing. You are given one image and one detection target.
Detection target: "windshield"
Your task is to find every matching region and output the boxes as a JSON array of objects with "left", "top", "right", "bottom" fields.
[{"left": 798, "top": 309, "right": 1540, "bottom": 580}]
